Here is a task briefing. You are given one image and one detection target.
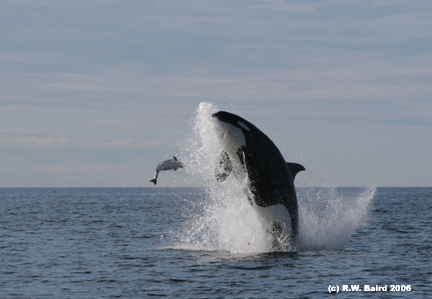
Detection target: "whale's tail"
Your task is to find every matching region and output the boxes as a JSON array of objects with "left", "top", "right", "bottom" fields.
[{"left": 150, "top": 178, "right": 157, "bottom": 185}]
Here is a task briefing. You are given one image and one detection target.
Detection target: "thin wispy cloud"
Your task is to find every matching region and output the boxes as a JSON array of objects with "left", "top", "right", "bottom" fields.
[
  {"left": 0, "top": 131, "right": 69, "bottom": 148},
  {"left": 77, "top": 137, "right": 167, "bottom": 149}
]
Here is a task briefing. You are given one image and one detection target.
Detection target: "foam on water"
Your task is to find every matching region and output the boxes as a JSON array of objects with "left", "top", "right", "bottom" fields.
[{"left": 172, "top": 102, "right": 375, "bottom": 253}]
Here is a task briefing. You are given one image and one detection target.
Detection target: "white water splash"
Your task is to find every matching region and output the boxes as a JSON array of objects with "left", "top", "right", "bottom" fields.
[
  {"left": 298, "top": 186, "right": 376, "bottom": 251},
  {"left": 173, "top": 102, "right": 375, "bottom": 253}
]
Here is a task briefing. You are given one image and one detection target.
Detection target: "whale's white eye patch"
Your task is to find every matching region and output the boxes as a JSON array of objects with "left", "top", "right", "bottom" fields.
[{"left": 238, "top": 121, "right": 250, "bottom": 131}]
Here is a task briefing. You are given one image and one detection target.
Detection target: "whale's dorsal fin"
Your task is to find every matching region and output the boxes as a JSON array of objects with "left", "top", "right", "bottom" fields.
[
  {"left": 287, "top": 162, "right": 305, "bottom": 180},
  {"left": 173, "top": 156, "right": 178, "bottom": 160}
]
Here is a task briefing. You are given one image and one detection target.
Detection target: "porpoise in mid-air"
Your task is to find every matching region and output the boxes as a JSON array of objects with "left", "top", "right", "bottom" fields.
[{"left": 150, "top": 156, "right": 184, "bottom": 185}]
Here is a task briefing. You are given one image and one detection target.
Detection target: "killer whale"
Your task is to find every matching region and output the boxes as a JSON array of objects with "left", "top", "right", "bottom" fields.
[{"left": 212, "top": 111, "right": 305, "bottom": 248}]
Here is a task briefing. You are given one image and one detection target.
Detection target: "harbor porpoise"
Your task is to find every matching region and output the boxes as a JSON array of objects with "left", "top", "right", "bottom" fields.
[{"left": 150, "top": 156, "right": 184, "bottom": 185}]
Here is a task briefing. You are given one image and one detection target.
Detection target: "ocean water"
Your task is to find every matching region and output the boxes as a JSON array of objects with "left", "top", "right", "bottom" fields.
[{"left": 0, "top": 187, "right": 431, "bottom": 298}]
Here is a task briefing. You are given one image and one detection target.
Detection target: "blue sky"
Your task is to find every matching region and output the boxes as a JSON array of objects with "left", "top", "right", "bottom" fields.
[{"left": 1, "top": 0, "right": 431, "bottom": 187}]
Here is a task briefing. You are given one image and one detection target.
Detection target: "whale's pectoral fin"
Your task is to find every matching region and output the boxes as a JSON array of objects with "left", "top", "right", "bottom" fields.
[
  {"left": 287, "top": 162, "right": 305, "bottom": 180},
  {"left": 236, "top": 146, "right": 246, "bottom": 166},
  {"left": 215, "top": 151, "right": 233, "bottom": 182}
]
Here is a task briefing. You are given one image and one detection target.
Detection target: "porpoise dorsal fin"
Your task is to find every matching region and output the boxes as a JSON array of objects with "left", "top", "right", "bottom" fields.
[
  {"left": 287, "top": 162, "right": 305, "bottom": 180},
  {"left": 173, "top": 156, "right": 178, "bottom": 160}
]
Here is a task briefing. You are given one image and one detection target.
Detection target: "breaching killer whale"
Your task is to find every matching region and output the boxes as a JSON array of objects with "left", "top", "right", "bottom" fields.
[{"left": 212, "top": 111, "right": 305, "bottom": 248}]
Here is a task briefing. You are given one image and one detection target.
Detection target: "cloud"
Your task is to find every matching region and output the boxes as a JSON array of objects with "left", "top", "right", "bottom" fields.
[
  {"left": 2, "top": 105, "right": 40, "bottom": 112},
  {"left": 0, "top": 153, "right": 21, "bottom": 162},
  {"left": 144, "top": 139, "right": 167, "bottom": 147},
  {"left": 0, "top": 128, "right": 168, "bottom": 150},
  {"left": 0, "top": 128, "right": 41, "bottom": 134},
  {"left": 0, "top": 128, "right": 69, "bottom": 148},
  {"left": 91, "top": 120, "right": 124, "bottom": 126},
  {"left": 76, "top": 137, "right": 167, "bottom": 149},
  {"left": 31, "top": 162, "right": 117, "bottom": 174},
  {"left": 0, "top": 136, "right": 69, "bottom": 148}
]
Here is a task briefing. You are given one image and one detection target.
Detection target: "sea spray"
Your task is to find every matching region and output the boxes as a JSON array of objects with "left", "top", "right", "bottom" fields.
[
  {"left": 172, "top": 102, "right": 375, "bottom": 253},
  {"left": 175, "top": 102, "right": 271, "bottom": 253},
  {"left": 298, "top": 186, "right": 375, "bottom": 251}
]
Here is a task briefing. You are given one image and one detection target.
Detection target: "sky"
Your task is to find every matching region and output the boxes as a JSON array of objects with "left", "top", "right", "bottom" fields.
[{"left": 1, "top": 0, "right": 431, "bottom": 187}]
